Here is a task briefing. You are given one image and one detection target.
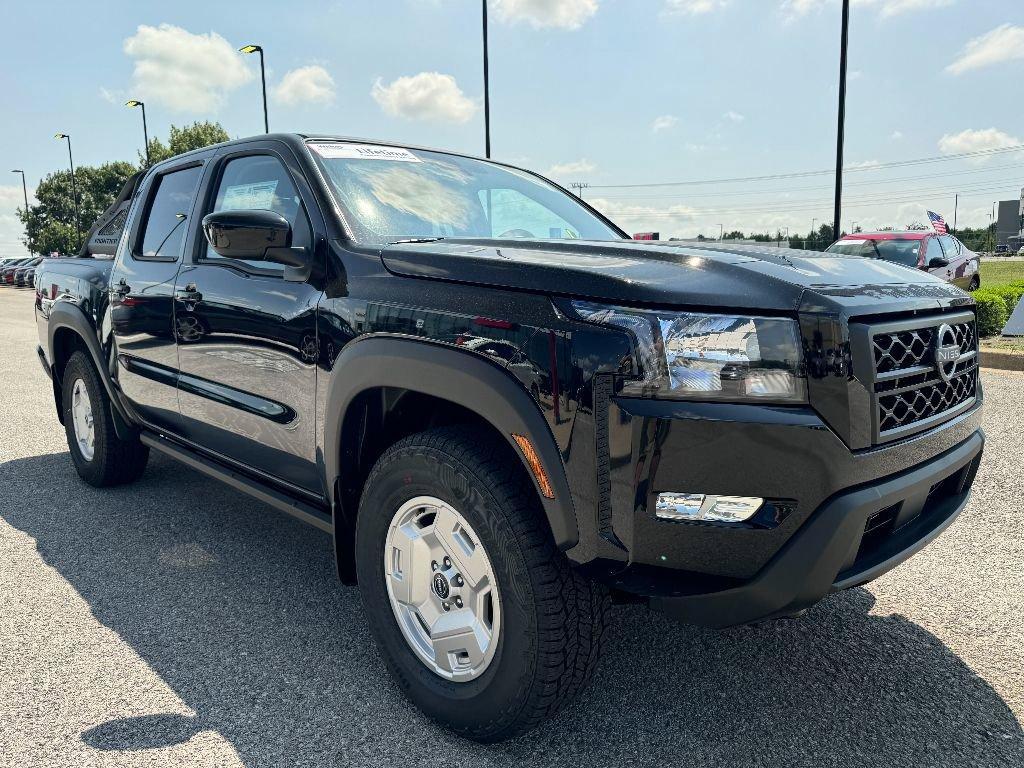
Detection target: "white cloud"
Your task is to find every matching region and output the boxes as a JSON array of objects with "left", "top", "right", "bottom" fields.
[
  {"left": 946, "top": 24, "right": 1024, "bottom": 75},
  {"left": 651, "top": 115, "right": 679, "bottom": 132},
  {"left": 664, "top": 0, "right": 728, "bottom": 15},
  {"left": 860, "top": 0, "right": 954, "bottom": 16},
  {"left": 938, "top": 128, "right": 1021, "bottom": 158},
  {"left": 590, "top": 197, "right": 699, "bottom": 236},
  {"left": 547, "top": 159, "right": 596, "bottom": 177},
  {"left": 122, "top": 24, "right": 253, "bottom": 113},
  {"left": 371, "top": 72, "right": 477, "bottom": 123},
  {"left": 848, "top": 159, "right": 880, "bottom": 169},
  {"left": 492, "top": 0, "right": 598, "bottom": 29},
  {"left": 272, "top": 65, "right": 336, "bottom": 107},
  {"left": 722, "top": 110, "right": 745, "bottom": 123},
  {"left": 0, "top": 185, "right": 34, "bottom": 258},
  {"left": 783, "top": 0, "right": 953, "bottom": 20},
  {"left": 890, "top": 130, "right": 904, "bottom": 140},
  {"left": 99, "top": 86, "right": 124, "bottom": 104}
]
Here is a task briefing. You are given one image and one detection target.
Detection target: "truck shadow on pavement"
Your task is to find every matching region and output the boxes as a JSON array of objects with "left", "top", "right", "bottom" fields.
[{"left": 3, "top": 450, "right": 1021, "bottom": 768}]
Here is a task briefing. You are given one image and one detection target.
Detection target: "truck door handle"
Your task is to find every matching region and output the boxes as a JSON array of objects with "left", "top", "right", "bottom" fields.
[{"left": 175, "top": 283, "right": 202, "bottom": 303}]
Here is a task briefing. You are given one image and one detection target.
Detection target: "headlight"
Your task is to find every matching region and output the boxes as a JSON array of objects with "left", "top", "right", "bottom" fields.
[{"left": 573, "top": 302, "right": 806, "bottom": 403}]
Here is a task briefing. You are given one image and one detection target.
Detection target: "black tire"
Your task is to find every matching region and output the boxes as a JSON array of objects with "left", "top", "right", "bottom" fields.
[
  {"left": 62, "top": 350, "right": 149, "bottom": 487},
  {"left": 968, "top": 275, "right": 980, "bottom": 291},
  {"left": 356, "top": 425, "right": 608, "bottom": 742}
]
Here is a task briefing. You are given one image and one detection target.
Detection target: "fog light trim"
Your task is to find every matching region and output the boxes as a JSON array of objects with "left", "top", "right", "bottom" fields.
[{"left": 656, "top": 493, "right": 763, "bottom": 523}]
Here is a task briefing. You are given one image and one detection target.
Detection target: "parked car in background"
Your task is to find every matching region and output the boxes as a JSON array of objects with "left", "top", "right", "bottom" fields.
[
  {"left": 14, "top": 258, "right": 43, "bottom": 287},
  {"left": 994, "top": 245, "right": 1010, "bottom": 255},
  {"left": 1, "top": 258, "right": 32, "bottom": 285},
  {"left": 827, "top": 231, "right": 980, "bottom": 290}
]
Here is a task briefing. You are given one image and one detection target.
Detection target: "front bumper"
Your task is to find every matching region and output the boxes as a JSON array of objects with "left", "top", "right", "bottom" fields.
[{"left": 647, "top": 430, "right": 983, "bottom": 627}]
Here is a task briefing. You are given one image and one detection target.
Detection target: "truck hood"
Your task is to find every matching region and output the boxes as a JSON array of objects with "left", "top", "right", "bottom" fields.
[{"left": 380, "top": 239, "right": 972, "bottom": 316}]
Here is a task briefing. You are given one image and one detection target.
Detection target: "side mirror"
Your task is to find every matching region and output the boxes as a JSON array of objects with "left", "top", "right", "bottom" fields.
[
  {"left": 203, "top": 209, "right": 291, "bottom": 258},
  {"left": 202, "top": 209, "right": 311, "bottom": 280},
  {"left": 928, "top": 256, "right": 949, "bottom": 269}
]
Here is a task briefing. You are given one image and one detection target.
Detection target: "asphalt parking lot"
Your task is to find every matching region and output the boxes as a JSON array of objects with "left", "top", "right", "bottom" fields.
[{"left": 1, "top": 287, "right": 1022, "bottom": 768}]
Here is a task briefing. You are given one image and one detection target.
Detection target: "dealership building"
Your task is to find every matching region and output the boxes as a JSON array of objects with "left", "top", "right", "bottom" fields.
[{"left": 995, "top": 189, "right": 1024, "bottom": 250}]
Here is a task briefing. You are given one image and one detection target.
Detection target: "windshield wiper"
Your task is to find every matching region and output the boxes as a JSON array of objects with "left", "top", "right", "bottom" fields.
[{"left": 387, "top": 237, "right": 446, "bottom": 245}]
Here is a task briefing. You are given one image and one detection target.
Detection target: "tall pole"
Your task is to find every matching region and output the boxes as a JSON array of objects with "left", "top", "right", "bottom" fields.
[
  {"left": 11, "top": 170, "right": 29, "bottom": 217},
  {"left": 482, "top": 0, "right": 491, "bottom": 158},
  {"left": 991, "top": 201, "right": 997, "bottom": 252},
  {"left": 55, "top": 134, "right": 81, "bottom": 247},
  {"left": 811, "top": 217, "right": 817, "bottom": 248},
  {"left": 953, "top": 193, "right": 958, "bottom": 233},
  {"left": 240, "top": 45, "right": 269, "bottom": 133},
  {"left": 258, "top": 49, "right": 269, "bottom": 133},
  {"left": 126, "top": 101, "right": 150, "bottom": 165},
  {"left": 141, "top": 103, "right": 150, "bottom": 164},
  {"left": 832, "top": 0, "right": 850, "bottom": 245}
]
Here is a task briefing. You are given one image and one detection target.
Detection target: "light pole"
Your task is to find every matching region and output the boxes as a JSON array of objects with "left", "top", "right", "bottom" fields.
[
  {"left": 570, "top": 182, "right": 589, "bottom": 199},
  {"left": 811, "top": 217, "right": 817, "bottom": 248},
  {"left": 482, "top": 0, "right": 491, "bottom": 158},
  {"left": 54, "top": 133, "right": 81, "bottom": 247},
  {"left": 239, "top": 44, "right": 269, "bottom": 133},
  {"left": 10, "top": 169, "right": 29, "bottom": 220},
  {"left": 991, "top": 201, "right": 998, "bottom": 252},
  {"left": 718, "top": 224, "right": 724, "bottom": 241},
  {"left": 125, "top": 100, "right": 150, "bottom": 166},
  {"left": 832, "top": 0, "right": 850, "bottom": 244},
  {"left": 953, "top": 193, "right": 959, "bottom": 234}
]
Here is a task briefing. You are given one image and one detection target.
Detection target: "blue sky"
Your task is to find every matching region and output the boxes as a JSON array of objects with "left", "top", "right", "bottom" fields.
[{"left": 2, "top": 0, "right": 1022, "bottom": 255}]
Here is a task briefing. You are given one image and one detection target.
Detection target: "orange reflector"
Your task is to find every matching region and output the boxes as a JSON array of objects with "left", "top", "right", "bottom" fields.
[{"left": 511, "top": 433, "right": 555, "bottom": 499}]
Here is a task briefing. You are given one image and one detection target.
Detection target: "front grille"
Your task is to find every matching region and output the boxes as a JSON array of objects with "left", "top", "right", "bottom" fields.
[
  {"left": 877, "top": 373, "right": 976, "bottom": 433},
  {"left": 853, "top": 311, "right": 979, "bottom": 444}
]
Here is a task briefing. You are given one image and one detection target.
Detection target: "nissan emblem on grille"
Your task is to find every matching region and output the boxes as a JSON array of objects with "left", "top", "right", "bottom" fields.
[{"left": 933, "top": 323, "right": 961, "bottom": 382}]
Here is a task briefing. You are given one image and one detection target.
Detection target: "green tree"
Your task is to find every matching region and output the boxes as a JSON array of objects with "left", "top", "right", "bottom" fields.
[
  {"left": 20, "top": 162, "right": 136, "bottom": 255},
  {"left": 143, "top": 121, "right": 231, "bottom": 165}
]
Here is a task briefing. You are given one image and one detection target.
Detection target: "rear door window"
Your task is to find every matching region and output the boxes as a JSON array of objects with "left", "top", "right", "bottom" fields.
[{"left": 135, "top": 166, "right": 202, "bottom": 261}]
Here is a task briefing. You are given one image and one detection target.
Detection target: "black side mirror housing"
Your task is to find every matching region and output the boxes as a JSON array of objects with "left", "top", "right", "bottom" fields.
[
  {"left": 203, "top": 208, "right": 291, "bottom": 258},
  {"left": 202, "top": 209, "right": 311, "bottom": 281},
  {"left": 928, "top": 256, "right": 949, "bottom": 269}
]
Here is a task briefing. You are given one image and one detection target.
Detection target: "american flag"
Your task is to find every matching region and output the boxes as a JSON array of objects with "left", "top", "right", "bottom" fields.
[{"left": 927, "top": 210, "right": 948, "bottom": 235}]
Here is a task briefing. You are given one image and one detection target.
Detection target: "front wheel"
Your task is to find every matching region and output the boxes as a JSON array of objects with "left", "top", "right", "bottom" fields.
[{"left": 355, "top": 426, "right": 608, "bottom": 742}]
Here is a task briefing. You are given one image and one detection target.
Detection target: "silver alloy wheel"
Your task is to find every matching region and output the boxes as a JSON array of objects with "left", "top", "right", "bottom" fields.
[
  {"left": 384, "top": 496, "right": 502, "bottom": 682},
  {"left": 70, "top": 378, "right": 95, "bottom": 461}
]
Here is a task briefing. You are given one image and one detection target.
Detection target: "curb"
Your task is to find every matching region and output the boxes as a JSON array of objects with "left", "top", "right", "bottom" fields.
[{"left": 980, "top": 348, "right": 1024, "bottom": 372}]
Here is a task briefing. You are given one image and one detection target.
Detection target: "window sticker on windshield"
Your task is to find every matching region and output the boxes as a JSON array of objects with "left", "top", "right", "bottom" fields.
[
  {"left": 308, "top": 142, "right": 422, "bottom": 163},
  {"left": 222, "top": 180, "right": 278, "bottom": 211}
]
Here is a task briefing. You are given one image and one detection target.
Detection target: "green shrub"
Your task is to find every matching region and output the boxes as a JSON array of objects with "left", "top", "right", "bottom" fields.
[
  {"left": 973, "top": 291, "right": 1009, "bottom": 337},
  {"left": 986, "top": 284, "right": 1024, "bottom": 315}
]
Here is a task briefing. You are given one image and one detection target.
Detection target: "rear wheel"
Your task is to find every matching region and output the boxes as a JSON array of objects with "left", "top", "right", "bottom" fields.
[
  {"left": 62, "top": 350, "right": 149, "bottom": 487},
  {"left": 356, "top": 425, "right": 608, "bottom": 742},
  {"left": 968, "top": 275, "right": 980, "bottom": 291}
]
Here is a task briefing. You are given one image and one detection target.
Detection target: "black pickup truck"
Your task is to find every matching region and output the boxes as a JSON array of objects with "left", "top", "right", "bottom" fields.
[{"left": 35, "top": 134, "right": 984, "bottom": 742}]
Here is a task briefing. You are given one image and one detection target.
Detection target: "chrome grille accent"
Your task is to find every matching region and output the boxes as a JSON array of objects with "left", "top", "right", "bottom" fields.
[{"left": 851, "top": 311, "right": 979, "bottom": 444}]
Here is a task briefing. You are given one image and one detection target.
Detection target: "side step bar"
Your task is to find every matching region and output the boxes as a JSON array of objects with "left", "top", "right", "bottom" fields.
[{"left": 140, "top": 431, "right": 334, "bottom": 534}]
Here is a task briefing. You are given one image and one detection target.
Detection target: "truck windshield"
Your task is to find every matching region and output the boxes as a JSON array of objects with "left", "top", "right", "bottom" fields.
[
  {"left": 827, "top": 238, "right": 922, "bottom": 268},
  {"left": 307, "top": 142, "right": 622, "bottom": 244}
]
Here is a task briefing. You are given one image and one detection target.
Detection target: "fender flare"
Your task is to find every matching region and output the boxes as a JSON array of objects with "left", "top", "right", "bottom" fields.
[
  {"left": 47, "top": 301, "right": 136, "bottom": 439},
  {"left": 323, "top": 335, "right": 579, "bottom": 551}
]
